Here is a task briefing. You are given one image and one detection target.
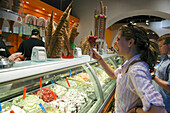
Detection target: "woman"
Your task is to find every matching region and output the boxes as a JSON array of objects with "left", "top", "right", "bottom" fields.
[{"left": 92, "top": 24, "right": 167, "bottom": 113}]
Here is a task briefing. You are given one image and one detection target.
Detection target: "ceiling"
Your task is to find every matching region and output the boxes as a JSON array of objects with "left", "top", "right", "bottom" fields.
[
  {"left": 39, "top": 1, "right": 165, "bottom": 24},
  {"left": 41, "top": 0, "right": 72, "bottom": 12},
  {"left": 23, "top": 0, "right": 79, "bottom": 24},
  {"left": 115, "top": 15, "right": 165, "bottom": 24}
]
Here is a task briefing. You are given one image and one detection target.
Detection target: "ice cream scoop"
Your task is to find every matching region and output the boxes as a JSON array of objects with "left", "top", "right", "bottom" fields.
[
  {"left": 34, "top": 87, "right": 57, "bottom": 103},
  {"left": 3, "top": 105, "right": 26, "bottom": 113},
  {"left": 23, "top": 95, "right": 44, "bottom": 112},
  {"left": 37, "top": 107, "right": 64, "bottom": 113}
]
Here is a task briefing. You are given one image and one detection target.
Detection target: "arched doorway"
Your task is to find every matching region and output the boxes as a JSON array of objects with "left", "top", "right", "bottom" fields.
[
  {"left": 106, "top": 10, "right": 170, "bottom": 48},
  {"left": 107, "top": 10, "right": 170, "bottom": 27}
]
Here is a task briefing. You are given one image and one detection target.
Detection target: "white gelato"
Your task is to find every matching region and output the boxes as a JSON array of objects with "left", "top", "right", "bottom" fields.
[
  {"left": 3, "top": 105, "right": 26, "bottom": 113},
  {"left": 50, "top": 89, "right": 88, "bottom": 113},
  {"left": 50, "top": 84, "right": 67, "bottom": 98}
]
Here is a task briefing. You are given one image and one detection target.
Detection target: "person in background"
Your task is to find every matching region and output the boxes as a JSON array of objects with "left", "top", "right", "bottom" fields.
[
  {"left": 17, "top": 29, "right": 44, "bottom": 60},
  {"left": 0, "top": 38, "right": 11, "bottom": 57},
  {"left": 91, "top": 24, "right": 167, "bottom": 113},
  {"left": 0, "top": 38, "right": 23, "bottom": 62},
  {"left": 152, "top": 34, "right": 170, "bottom": 112}
]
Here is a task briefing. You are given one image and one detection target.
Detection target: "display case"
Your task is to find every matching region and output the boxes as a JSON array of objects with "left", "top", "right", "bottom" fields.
[
  {"left": 89, "top": 58, "right": 117, "bottom": 100},
  {"left": 0, "top": 54, "right": 118, "bottom": 113}
]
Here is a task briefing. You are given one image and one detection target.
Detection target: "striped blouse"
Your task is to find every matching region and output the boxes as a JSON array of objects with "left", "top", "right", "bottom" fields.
[{"left": 114, "top": 54, "right": 164, "bottom": 113}]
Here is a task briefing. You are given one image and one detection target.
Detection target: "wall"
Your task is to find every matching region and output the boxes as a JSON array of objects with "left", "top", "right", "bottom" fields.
[
  {"left": 8, "top": 34, "right": 22, "bottom": 54},
  {"left": 72, "top": 0, "right": 170, "bottom": 45},
  {"left": 110, "top": 24, "right": 123, "bottom": 47},
  {"left": 149, "top": 22, "right": 170, "bottom": 36},
  {"left": 105, "top": 27, "right": 111, "bottom": 48}
]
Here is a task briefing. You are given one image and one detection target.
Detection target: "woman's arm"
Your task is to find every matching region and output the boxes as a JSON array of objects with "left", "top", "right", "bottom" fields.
[
  {"left": 128, "top": 65, "right": 166, "bottom": 113},
  {"left": 92, "top": 50, "right": 116, "bottom": 79},
  {"left": 127, "top": 105, "right": 167, "bottom": 113}
]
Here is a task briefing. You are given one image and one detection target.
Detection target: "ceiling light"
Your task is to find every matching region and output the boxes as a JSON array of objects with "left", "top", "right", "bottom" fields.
[
  {"left": 146, "top": 22, "right": 149, "bottom": 25},
  {"left": 130, "top": 21, "right": 133, "bottom": 24},
  {"left": 146, "top": 20, "right": 149, "bottom": 22},
  {"left": 35, "top": 9, "right": 39, "bottom": 12},
  {"left": 48, "top": 14, "right": 51, "bottom": 16},
  {"left": 42, "top": 8, "right": 45, "bottom": 10},
  {"left": 26, "top": 1, "right": 29, "bottom": 4},
  {"left": 72, "top": 20, "right": 74, "bottom": 22},
  {"left": 55, "top": 13, "right": 57, "bottom": 15}
]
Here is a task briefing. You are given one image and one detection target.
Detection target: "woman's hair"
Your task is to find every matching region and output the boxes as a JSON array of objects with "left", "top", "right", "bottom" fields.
[{"left": 119, "top": 24, "right": 159, "bottom": 72}]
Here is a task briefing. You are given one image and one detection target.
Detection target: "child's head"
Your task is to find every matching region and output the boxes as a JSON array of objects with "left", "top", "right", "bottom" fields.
[{"left": 115, "top": 24, "right": 159, "bottom": 72}]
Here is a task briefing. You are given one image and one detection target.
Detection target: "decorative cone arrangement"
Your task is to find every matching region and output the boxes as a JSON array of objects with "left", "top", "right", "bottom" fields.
[
  {"left": 45, "top": 2, "right": 79, "bottom": 58},
  {"left": 80, "top": 37, "right": 90, "bottom": 55},
  {"left": 95, "top": 1, "right": 107, "bottom": 39},
  {"left": 80, "top": 1, "right": 107, "bottom": 55}
]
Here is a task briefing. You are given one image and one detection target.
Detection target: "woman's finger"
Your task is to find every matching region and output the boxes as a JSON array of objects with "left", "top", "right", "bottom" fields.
[{"left": 14, "top": 58, "right": 22, "bottom": 62}]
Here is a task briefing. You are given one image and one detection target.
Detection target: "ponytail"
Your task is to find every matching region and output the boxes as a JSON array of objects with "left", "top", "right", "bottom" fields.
[{"left": 140, "top": 39, "right": 159, "bottom": 72}]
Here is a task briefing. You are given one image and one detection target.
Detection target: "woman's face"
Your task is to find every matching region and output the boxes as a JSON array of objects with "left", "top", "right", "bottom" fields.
[{"left": 114, "top": 31, "right": 129, "bottom": 56}]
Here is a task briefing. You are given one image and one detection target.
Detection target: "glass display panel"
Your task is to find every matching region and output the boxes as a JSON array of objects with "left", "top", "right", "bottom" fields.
[
  {"left": 90, "top": 58, "right": 117, "bottom": 100},
  {"left": 0, "top": 64, "right": 98, "bottom": 113}
]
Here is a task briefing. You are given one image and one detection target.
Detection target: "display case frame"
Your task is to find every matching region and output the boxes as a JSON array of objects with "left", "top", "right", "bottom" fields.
[{"left": 0, "top": 54, "right": 117, "bottom": 113}]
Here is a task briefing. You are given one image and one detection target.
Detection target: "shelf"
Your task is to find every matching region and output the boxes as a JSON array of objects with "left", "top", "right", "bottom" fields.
[
  {"left": 6, "top": 45, "right": 14, "bottom": 49},
  {"left": 0, "top": 54, "right": 116, "bottom": 83},
  {"left": 0, "top": 8, "right": 22, "bottom": 24}
]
